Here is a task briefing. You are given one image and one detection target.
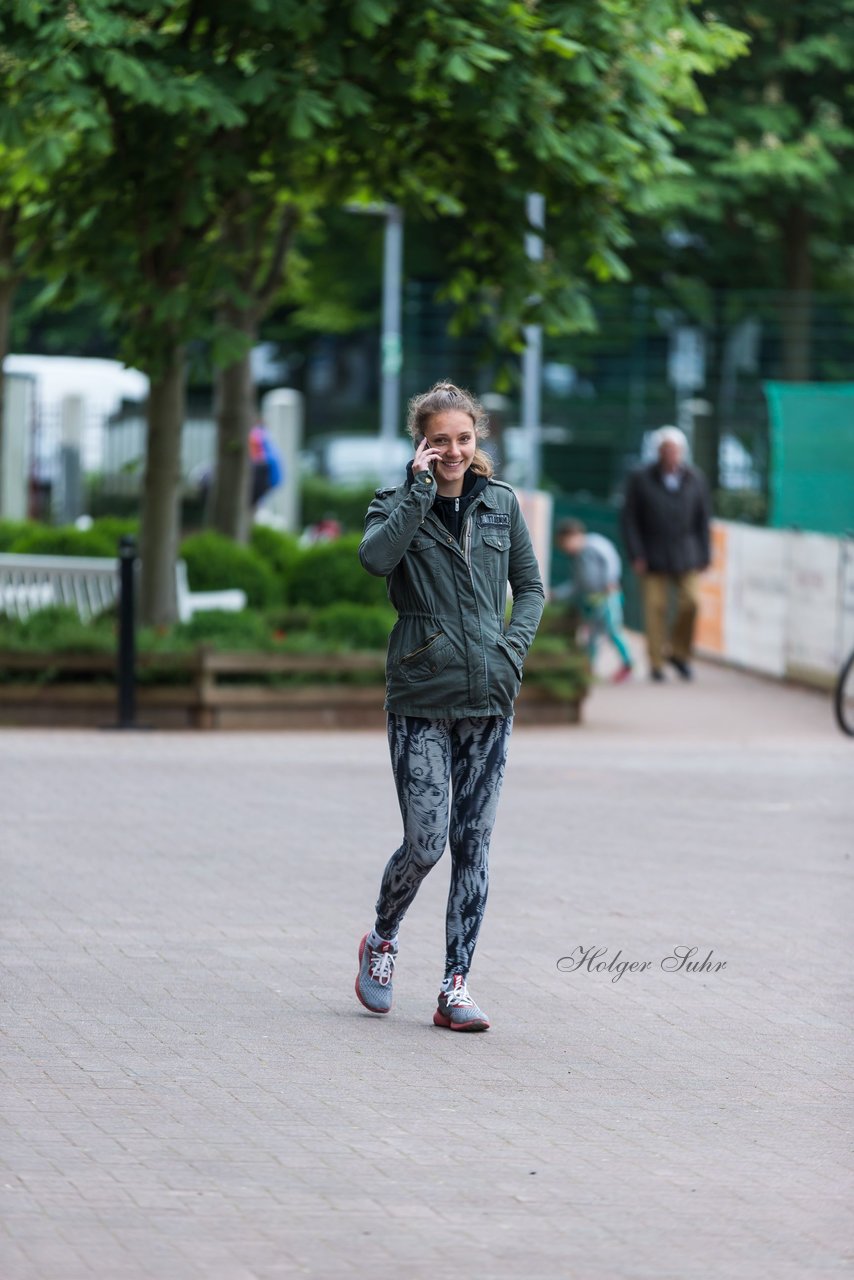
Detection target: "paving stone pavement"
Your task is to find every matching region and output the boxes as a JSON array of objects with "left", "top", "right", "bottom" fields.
[{"left": 1, "top": 660, "right": 852, "bottom": 1279}]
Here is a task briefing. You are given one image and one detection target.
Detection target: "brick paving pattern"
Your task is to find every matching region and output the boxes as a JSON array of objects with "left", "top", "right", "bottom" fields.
[{"left": 1, "top": 659, "right": 852, "bottom": 1278}]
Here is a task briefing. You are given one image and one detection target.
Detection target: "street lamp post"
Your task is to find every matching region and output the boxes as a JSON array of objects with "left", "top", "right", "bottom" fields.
[
  {"left": 380, "top": 206, "right": 404, "bottom": 452},
  {"left": 522, "top": 193, "right": 545, "bottom": 492},
  {"left": 346, "top": 202, "right": 404, "bottom": 483}
]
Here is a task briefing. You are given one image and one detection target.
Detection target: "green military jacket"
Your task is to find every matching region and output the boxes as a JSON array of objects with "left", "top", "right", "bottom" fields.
[{"left": 359, "top": 470, "right": 545, "bottom": 718}]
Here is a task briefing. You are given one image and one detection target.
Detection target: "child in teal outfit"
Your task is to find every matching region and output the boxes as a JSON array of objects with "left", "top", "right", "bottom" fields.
[{"left": 555, "top": 519, "right": 633, "bottom": 681}]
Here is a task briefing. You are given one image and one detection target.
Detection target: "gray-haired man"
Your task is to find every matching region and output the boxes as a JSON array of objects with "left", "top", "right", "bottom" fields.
[{"left": 621, "top": 427, "right": 711, "bottom": 681}]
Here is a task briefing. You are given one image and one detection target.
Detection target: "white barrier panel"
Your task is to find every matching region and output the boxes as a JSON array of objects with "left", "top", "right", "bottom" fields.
[
  {"left": 840, "top": 541, "right": 854, "bottom": 660},
  {"left": 785, "top": 532, "right": 841, "bottom": 682},
  {"left": 724, "top": 523, "right": 788, "bottom": 677},
  {"left": 696, "top": 520, "right": 853, "bottom": 687}
]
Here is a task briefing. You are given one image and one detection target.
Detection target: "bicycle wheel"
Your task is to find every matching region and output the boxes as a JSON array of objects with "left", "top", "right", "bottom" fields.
[{"left": 834, "top": 648, "right": 854, "bottom": 737}]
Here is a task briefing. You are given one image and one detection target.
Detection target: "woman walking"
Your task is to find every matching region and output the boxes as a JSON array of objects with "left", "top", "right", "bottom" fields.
[{"left": 355, "top": 382, "right": 545, "bottom": 1031}]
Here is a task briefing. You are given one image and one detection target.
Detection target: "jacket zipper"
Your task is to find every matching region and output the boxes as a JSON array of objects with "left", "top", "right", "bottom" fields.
[
  {"left": 424, "top": 500, "right": 475, "bottom": 568},
  {"left": 457, "top": 498, "right": 474, "bottom": 567},
  {"left": 402, "top": 631, "right": 441, "bottom": 662}
]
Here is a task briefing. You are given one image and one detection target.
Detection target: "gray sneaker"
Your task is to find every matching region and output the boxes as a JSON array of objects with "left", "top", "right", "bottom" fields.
[
  {"left": 433, "top": 974, "right": 490, "bottom": 1032},
  {"left": 355, "top": 933, "right": 397, "bottom": 1014}
]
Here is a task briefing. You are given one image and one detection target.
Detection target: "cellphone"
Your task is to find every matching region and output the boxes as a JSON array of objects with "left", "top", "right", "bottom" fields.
[{"left": 416, "top": 434, "right": 434, "bottom": 470}]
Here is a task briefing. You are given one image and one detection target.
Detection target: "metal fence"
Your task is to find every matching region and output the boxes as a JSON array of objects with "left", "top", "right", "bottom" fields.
[
  {"left": 391, "top": 282, "right": 854, "bottom": 521},
  {"left": 10, "top": 282, "right": 853, "bottom": 541}
]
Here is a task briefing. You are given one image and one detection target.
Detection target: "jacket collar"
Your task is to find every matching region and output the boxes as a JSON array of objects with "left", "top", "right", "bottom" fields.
[
  {"left": 405, "top": 460, "right": 489, "bottom": 498},
  {"left": 394, "top": 465, "right": 501, "bottom": 509},
  {"left": 652, "top": 462, "right": 688, "bottom": 485}
]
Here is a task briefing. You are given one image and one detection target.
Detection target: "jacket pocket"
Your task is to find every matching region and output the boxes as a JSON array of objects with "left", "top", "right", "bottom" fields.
[
  {"left": 481, "top": 529, "right": 511, "bottom": 579},
  {"left": 496, "top": 633, "right": 524, "bottom": 678},
  {"left": 398, "top": 631, "right": 455, "bottom": 683}
]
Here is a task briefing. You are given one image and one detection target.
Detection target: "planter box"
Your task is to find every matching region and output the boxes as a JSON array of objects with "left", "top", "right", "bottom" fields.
[{"left": 0, "top": 649, "right": 585, "bottom": 730}]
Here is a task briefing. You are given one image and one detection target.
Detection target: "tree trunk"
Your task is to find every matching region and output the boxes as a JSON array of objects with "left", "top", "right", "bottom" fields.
[
  {"left": 139, "top": 346, "right": 186, "bottom": 627},
  {"left": 780, "top": 205, "right": 812, "bottom": 382},
  {"left": 211, "top": 309, "right": 256, "bottom": 543},
  {"left": 0, "top": 277, "right": 17, "bottom": 512}
]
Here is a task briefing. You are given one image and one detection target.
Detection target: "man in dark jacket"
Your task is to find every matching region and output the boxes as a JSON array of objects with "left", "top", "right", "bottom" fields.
[{"left": 621, "top": 427, "right": 711, "bottom": 681}]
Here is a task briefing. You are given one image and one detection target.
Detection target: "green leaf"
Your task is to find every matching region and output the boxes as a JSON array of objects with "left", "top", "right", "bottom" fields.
[
  {"left": 350, "top": 0, "right": 394, "bottom": 39},
  {"left": 335, "top": 81, "right": 372, "bottom": 117},
  {"left": 445, "top": 53, "right": 475, "bottom": 83},
  {"left": 101, "top": 50, "right": 163, "bottom": 106},
  {"left": 290, "top": 90, "right": 334, "bottom": 139},
  {"left": 542, "top": 30, "right": 585, "bottom": 60}
]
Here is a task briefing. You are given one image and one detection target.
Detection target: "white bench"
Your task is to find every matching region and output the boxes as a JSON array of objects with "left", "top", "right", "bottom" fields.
[
  {"left": 174, "top": 562, "right": 247, "bottom": 624},
  {"left": 0, "top": 553, "right": 247, "bottom": 624}
]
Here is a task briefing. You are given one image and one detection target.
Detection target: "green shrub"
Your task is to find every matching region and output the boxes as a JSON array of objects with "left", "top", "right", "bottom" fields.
[
  {"left": 0, "top": 605, "right": 115, "bottom": 654},
  {"left": 313, "top": 602, "right": 396, "bottom": 649},
  {"left": 528, "top": 631, "right": 579, "bottom": 656},
  {"left": 172, "top": 608, "right": 275, "bottom": 650},
  {"left": 714, "top": 489, "right": 768, "bottom": 525},
  {"left": 527, "top": 673, "right": 588, "bottom": 702},
  {"left": 86, "top": 487, "right": 141, "bottom": 522},
  {"left": 287, "top": 534, "right": 387, "bottom": 608},
  {"left": 90, "top": 517, "right": 139, "bottom": 546},
  {"left": 526, "top": 629, "right": 591, "bottom": 701},
  {"left": 536, "top": 603, "right": 577, "bottom": 638},
  {"left": 249, "top": 525, "right": 301, "bottom": 592},
  {"left": 1, "top": 518, "right": 136, "bottom": 559},
  {"left": 8, "top": 524, "right": 119, "bottom": 558},
  {"left": 0, "top": 520, "right": 32, "bottom": 552},
  {"left": 300, "top": 476, "right": 376, "bottom": 532},
  {"left": 179, "top": 531, "right": 278, "bottom": 608},
  {"left": 265, "top": 605, "right": 315, "bottom": 635},
  {"left": 137, "top": 627, "right": 194, "bottom": 656}
]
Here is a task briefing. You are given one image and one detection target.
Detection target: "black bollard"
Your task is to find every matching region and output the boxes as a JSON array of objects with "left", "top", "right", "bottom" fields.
[{"left": 117, "top": 535, "right": 137, "bottom": 728}]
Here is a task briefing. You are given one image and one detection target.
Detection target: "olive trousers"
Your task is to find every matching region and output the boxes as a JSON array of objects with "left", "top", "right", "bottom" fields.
[{"left": 641, "top": 571, "right": 700, "bottom": 671}]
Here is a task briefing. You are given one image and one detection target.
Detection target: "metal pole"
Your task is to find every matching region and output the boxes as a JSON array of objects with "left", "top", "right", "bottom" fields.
[
  {"left": 380, "top": 206, "right": 403, "bottom": 454},
  {"left": 522, "top": 193, "right": 545, "bottom": 491},
  {"left": 117, "top": 535, "right": 136, "bottom": 729}
]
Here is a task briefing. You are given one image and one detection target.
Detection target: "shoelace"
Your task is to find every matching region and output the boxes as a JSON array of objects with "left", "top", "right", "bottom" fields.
[
  {"left": 442, "top": 975, "right": 475, "bottom": 1008},
  {"left": 368, "top": 945, "right": 395, "bottom": 986}
]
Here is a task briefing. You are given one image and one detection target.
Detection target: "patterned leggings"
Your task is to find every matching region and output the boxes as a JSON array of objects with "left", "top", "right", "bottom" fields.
[{"left": 375, "top": 714, "right": 513, "bottom": 979}]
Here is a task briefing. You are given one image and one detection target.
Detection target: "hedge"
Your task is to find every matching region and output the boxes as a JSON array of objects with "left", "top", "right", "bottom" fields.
[
  {"left": 287, "top": 534, "right": 388, "bottom": 609},
  {"left": 6, "top": 519, "right": 137, "bottom": 559},
  {"left": 179, "top": 531, "right": 280, "bottom": 609}
]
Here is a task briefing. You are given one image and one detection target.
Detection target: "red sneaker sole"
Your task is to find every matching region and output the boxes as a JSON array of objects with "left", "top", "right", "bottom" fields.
[
  {"left": 355, "top": 975, "right": 391, "bottom": 1014},
  {"left": 433, "top": 1010, "right": 490, "bottom": 1032}
]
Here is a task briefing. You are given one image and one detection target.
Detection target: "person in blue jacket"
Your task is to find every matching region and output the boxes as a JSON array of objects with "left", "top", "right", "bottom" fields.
[
  {"left": 354, "top": 382, "right": 545, "bottom": 1032},
  {"left": 555, "top": 518, "right": 633, "bottom": 682},
  {"left": 249, "top": 423, "right": 284, "bottom": 508}
]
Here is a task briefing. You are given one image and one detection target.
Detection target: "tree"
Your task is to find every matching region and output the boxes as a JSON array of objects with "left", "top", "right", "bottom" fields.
[
  {"left": 0, "top": 5, "right": 108, "bottom": 508},
  {"left": 11, "top": 2, "right": 257, "bottom": 622},
  {"left": 203, "top": 0, "right": 747, "bottom": 541},
  {"left": 7, "top": 0, "right": 745, "bottom": 621},
  {"left": 631, "top": 0, "right": 854, "bottom": 380}
]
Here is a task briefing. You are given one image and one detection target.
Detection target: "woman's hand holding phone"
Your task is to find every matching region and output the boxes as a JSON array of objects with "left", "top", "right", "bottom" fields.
[{"left": 412, "top": 436, "right": 442, "bottom": 477}]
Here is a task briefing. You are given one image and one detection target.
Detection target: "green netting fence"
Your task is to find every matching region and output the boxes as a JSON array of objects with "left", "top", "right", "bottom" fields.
[{"left": 765, "top": 383, "right": 854, "bottom": 535}]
